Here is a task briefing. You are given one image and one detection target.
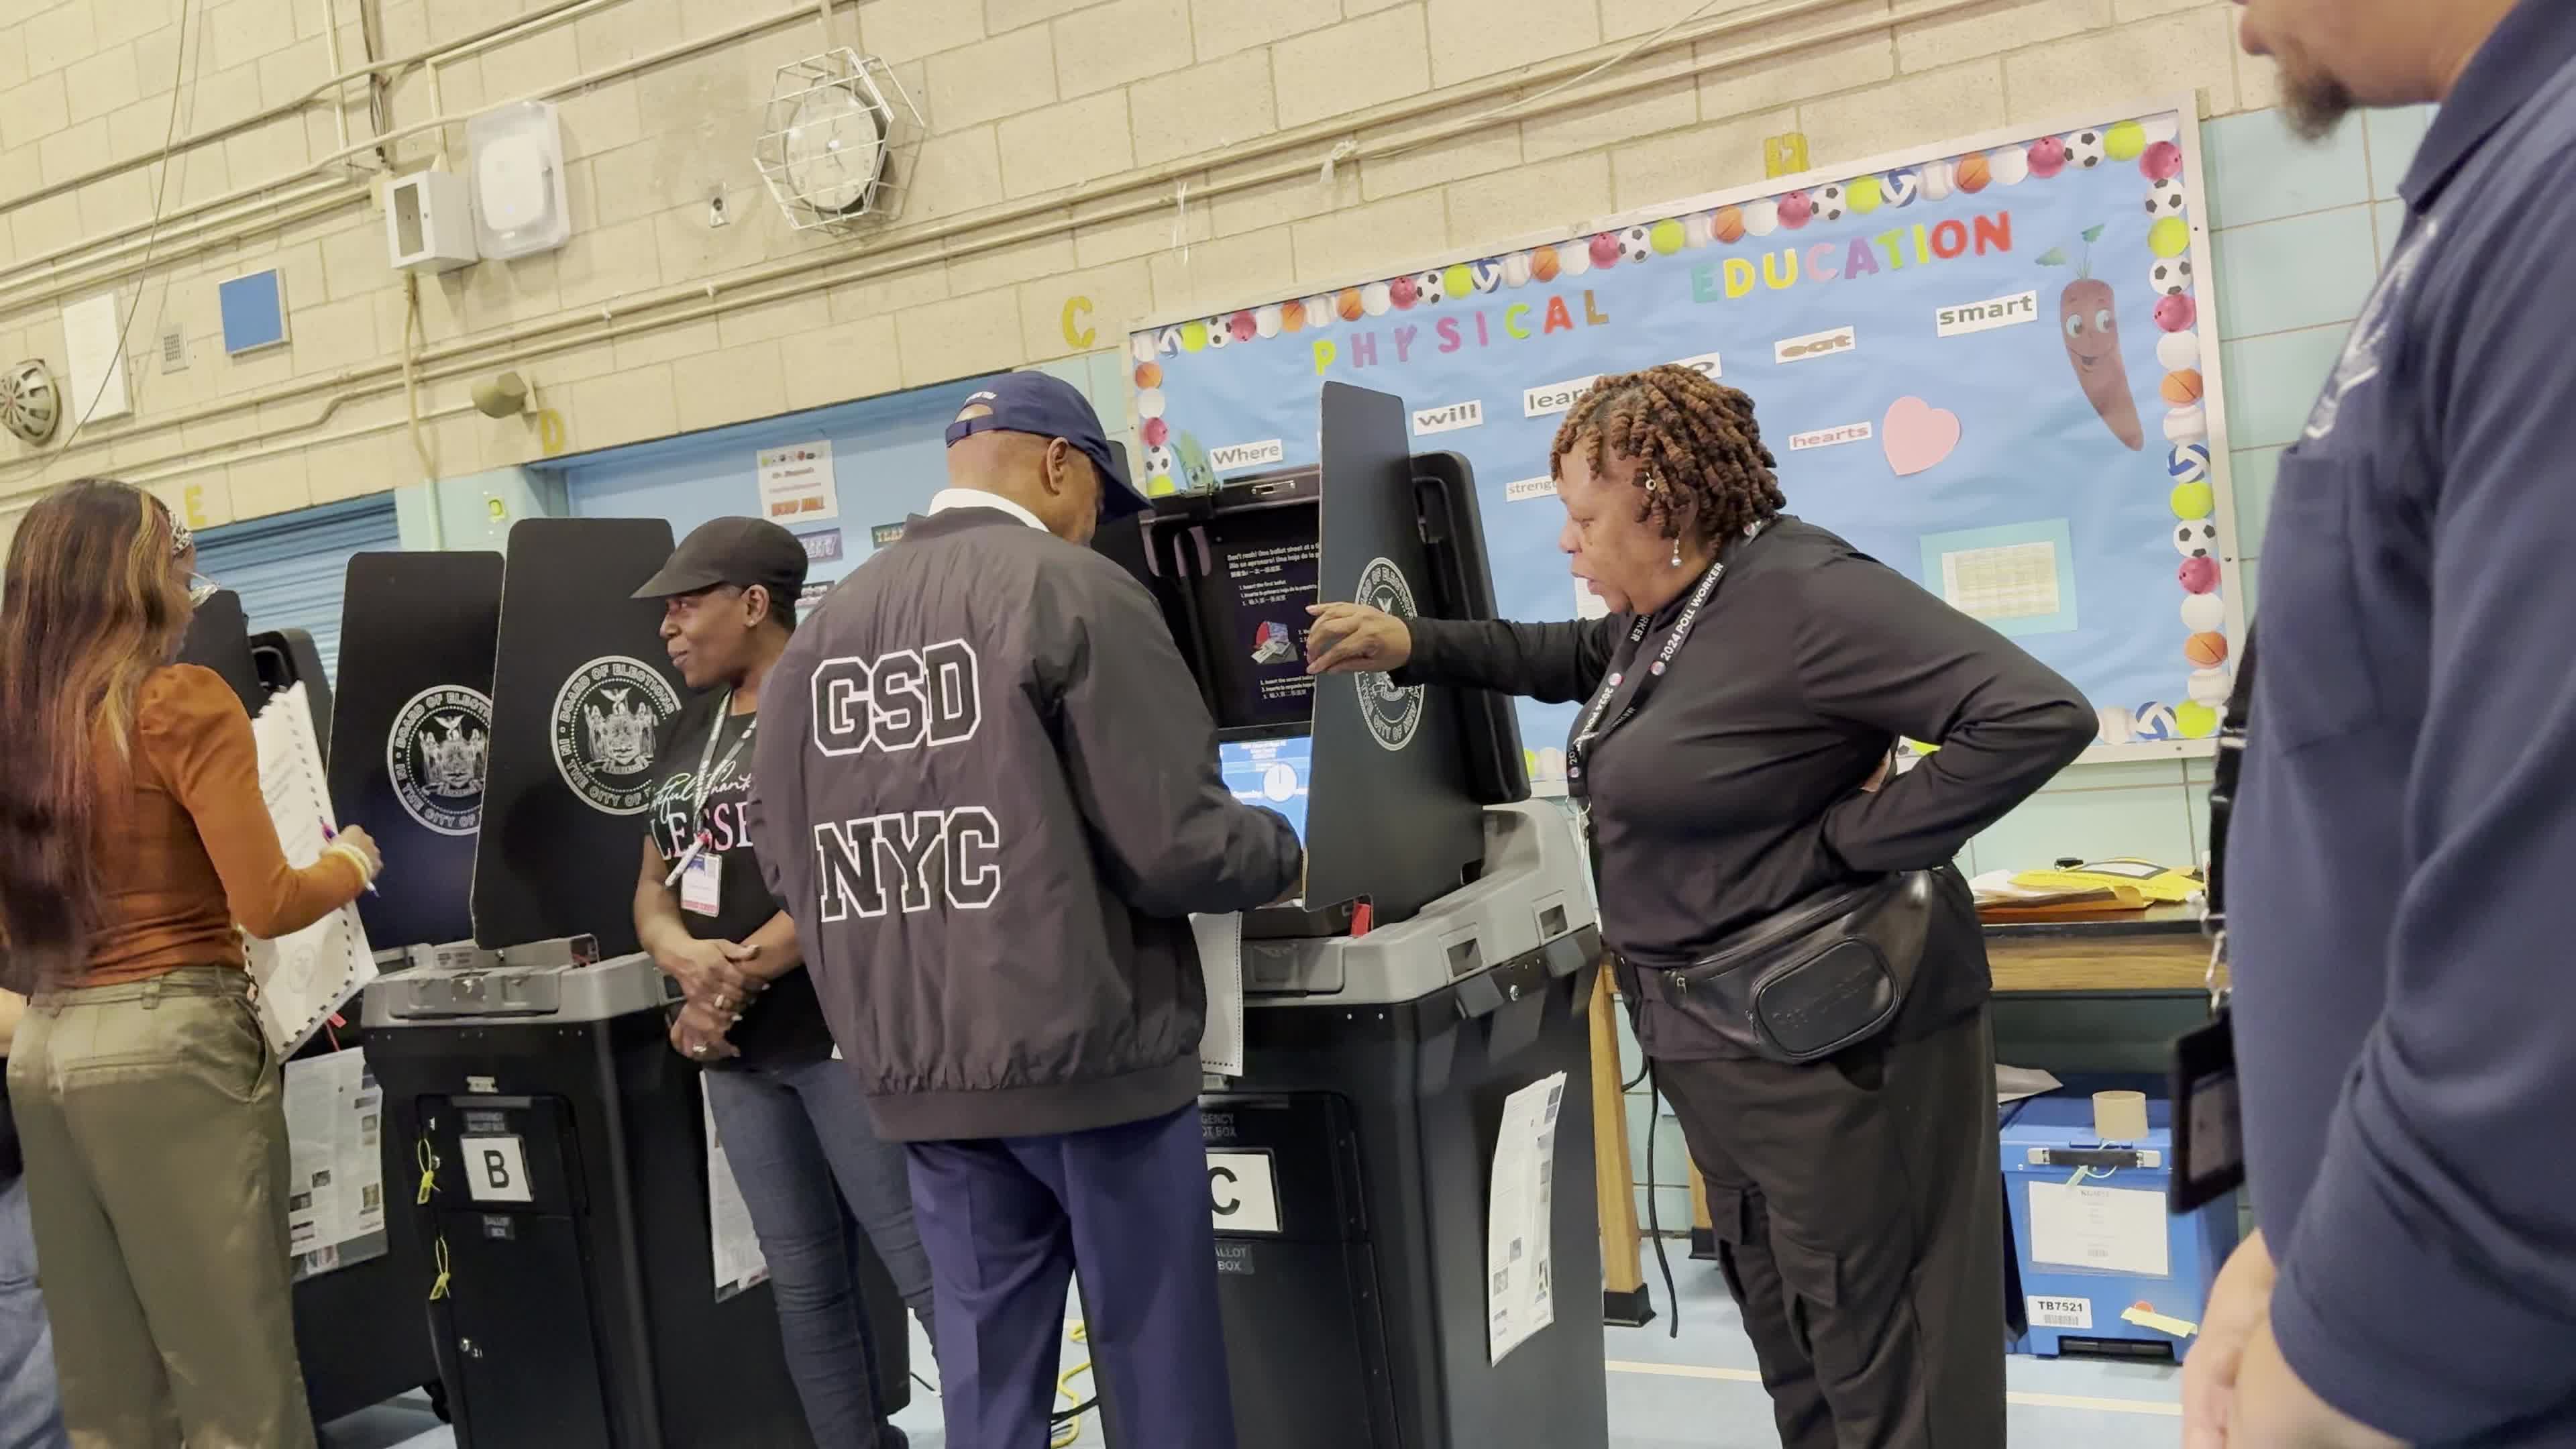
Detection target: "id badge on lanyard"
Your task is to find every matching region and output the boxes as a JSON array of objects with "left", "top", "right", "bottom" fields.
[
  {"left": 680, "top": 849, "right": 723, "bottom": 916},
  {"left": 668, "top": 698, "right": 755, "bottom": 917},
  {"left": 1564, "top": 527, "right": 1754, "bottom": 843},
  {"left": 2168, "top": 625, "right": 2257, "bottom": 1214}
]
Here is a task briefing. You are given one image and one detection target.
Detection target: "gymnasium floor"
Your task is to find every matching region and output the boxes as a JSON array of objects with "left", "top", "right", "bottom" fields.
[{"left": 328, "top": 1260, "right": 2183, "bottom": 1448}]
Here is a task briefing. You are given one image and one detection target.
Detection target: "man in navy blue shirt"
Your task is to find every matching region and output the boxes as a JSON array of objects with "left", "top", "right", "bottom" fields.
[{"left": 2192, "top": 1, "right": 2576, "bottom": 1444}]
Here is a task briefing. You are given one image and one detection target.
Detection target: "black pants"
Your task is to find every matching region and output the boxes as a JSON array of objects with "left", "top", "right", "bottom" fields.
[{"left": 1654, "top": 1008, "right": 2005, "bottom": 1449}]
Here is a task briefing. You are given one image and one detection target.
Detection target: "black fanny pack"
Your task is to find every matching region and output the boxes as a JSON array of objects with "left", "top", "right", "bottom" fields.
[{"left": 1638, "top": 871, "right": 1936, "bottom": 1064}]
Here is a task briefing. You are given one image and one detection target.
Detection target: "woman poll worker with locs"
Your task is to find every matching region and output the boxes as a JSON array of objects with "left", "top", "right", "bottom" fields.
[
  {"left": 1307, "top": 366, "right": 2095, "bottom": 1448},
  {"left": 629, "top": 516, "right": 938, "bottom": 1449},
  {"left": 0, "top": 479, "right": 384, "bottom": 1449}
]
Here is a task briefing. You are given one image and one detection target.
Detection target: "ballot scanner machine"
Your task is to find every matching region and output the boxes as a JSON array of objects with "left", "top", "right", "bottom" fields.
[
  {"left": 176, "top": 596, "right": 445, "bottom": 1427},
  {"left": 354, "top": 523, "right": 908, "bottom": 1448},
  {"left": 1094, "top": 381, "right": 1611, "bottom": 1449}
]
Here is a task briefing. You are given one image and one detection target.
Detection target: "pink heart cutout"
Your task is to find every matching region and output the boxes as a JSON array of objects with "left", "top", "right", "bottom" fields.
[{"left": 1882, "top": 395, "right": 1962, "bottom": 477}]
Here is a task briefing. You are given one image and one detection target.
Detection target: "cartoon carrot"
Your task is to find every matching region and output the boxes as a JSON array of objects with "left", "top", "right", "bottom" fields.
[{"left": 2038, "top": 227, "right": 2144, "bottom": 451}]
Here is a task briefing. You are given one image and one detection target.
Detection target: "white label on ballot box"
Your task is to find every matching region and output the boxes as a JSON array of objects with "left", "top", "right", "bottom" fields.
[
  {"left": 1207, "top": 1150, "right": 1282, "bottom": 1235},
  {"left": 460, "top": 1135, "right": 533, "bottom": 1204},
  {"left": 2027, "top": 1180, "right": 2169, "bottom": 1278},
  {"left": 2027, "top": 1295, "right": 2095, "bottom": 1330}
]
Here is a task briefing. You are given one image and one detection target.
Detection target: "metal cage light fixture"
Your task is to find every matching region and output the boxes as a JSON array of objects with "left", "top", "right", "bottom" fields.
[{"left": 755, "top": 49, "right": 924, "bottom": 233}]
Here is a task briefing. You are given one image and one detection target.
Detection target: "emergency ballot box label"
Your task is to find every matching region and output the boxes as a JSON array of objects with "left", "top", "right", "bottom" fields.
[{"left": 1207, "top": 1149, "right": 1282, "bottom": 1235}]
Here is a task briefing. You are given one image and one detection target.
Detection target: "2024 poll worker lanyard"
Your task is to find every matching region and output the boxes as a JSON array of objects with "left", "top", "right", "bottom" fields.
[
  {"left": 663, "top": 693, "right": 756, "bottom": 915},
  {"left": 1564, "top": 521, "right": 1768, "bottom": 842},
  {"left": 2170, "top": 624, "right": 2257, "bottom": 1214}
]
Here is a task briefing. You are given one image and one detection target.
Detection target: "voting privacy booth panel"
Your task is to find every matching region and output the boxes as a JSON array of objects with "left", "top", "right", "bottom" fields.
[
  {"left": 176, "top": 596, "right": 443, "bottom": 1426},
  {"left": 350, "top": 521, "right": 906, "bottom": 1447},
  {"left": 1095, "top": 382, "right": 1610, "bottom": 1449}
]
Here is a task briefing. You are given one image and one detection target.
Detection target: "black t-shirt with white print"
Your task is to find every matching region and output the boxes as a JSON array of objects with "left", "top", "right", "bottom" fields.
[{"left": 645, "top": 691, "right": 834, "bottom": 1069}]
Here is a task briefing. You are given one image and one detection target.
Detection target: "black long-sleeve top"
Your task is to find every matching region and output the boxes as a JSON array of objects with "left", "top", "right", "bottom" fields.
[{"left": 1402, "top": 517, "right": 2094, "bottom": 1026}]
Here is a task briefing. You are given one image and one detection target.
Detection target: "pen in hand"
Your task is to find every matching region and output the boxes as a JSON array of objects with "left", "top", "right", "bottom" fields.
[{"left": 319, "top": 818, "right": 379, "bottom": 894}]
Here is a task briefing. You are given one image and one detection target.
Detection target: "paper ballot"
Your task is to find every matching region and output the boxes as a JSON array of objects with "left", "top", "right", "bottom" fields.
[
  {"left": 704, "top": 1081, "right": 769, "bottom": 1302},
  {"left": 1191, "top": 912, "right": 1246, "bottom": 1079},
  {"left": 1488, "top": 1071, "right": 1568, "bottom": 1364},
  {"left": 246, "top": 684, "right": 376, "bottom": 1057}
]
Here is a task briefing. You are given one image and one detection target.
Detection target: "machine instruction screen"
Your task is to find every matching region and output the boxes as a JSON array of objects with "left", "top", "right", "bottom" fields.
[
  {"left": 1220, "top": 735, "right": 1311, "bottom": 847},
  {"left": 1202, "top": 518, "right": 1320, "bottom": 732}
]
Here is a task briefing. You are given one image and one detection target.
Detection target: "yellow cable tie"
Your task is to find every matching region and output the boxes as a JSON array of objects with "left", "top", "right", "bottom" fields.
[{"left": 429, "top": 1237, "right": 451, "bottom": 1302}]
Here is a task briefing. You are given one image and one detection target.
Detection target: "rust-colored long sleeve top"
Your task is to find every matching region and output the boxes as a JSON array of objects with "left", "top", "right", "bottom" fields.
[{"left": 83, "top": 665, "right": 366, "bottom": 986}]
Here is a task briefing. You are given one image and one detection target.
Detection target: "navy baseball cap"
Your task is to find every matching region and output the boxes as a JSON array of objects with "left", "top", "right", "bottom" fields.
[{"left": 945, "top": 372, "right": 1148, "bottom": 521}]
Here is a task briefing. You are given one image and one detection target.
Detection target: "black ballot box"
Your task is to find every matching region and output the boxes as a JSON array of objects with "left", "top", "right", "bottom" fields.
[
  {"left": 364, "top": 947, "right": 913, "bottom": 1449},
  {"left": 360, "top": 519, "right": 908, "bottom": 1448},
  {"left": 1093, "top": 382, "right": 1610, "bottom": 1449}
]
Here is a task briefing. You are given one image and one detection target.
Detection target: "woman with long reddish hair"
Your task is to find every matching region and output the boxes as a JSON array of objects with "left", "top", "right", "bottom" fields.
[{"left": 0, "top": 479, "right": 382, "bottom": 1448}]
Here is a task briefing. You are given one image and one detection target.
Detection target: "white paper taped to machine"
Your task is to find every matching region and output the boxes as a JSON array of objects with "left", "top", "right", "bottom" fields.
[{"left": 1191, "top": 912, "right": 1246, "bottom": 1078}]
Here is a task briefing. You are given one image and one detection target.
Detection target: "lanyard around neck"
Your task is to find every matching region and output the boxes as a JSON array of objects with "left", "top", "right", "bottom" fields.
[
  {"left": 1565, "top": 521, "right": 1766, "bottom": 811},
  {"left": 690, "top": 693, "right": 757, "bottom": 835}
]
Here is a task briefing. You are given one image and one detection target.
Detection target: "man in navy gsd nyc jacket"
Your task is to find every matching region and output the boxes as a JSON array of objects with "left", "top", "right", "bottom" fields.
[{"left": 750, "top": 373, "right": 1301, "bottom": 1449}]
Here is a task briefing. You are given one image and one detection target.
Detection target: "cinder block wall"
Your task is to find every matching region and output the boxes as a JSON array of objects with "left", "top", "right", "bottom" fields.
[{"left": 0, "top": 0, "right": 2283, "bottom": 548}]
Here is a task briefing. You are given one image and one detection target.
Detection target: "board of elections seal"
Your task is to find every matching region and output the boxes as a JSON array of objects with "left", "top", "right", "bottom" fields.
[
  {"left": 387, "top": 686, "right": 492, "bottom": 836},
  {"left": 551, "top": 655, "right": 682, "bottom": 815},
  {"left": 1354, "top": 556, "right": 1425, "bottom": 752}
]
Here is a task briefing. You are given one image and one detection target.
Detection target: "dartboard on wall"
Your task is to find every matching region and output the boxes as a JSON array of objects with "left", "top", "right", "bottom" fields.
[{"left": 1, "top": 360, "right": 60, "bottom": 445}]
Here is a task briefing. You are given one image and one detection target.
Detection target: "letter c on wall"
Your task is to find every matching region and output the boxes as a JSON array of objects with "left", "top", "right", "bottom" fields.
[{"left": 1062, "top": 296, "right": 1097, "bottom": 350}]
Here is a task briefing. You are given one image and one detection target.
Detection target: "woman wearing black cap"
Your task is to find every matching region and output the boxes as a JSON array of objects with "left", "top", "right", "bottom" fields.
[
  {"left": 1309, "top": 367, "right": 2096, "bottom": 1448},
  {"left": 631, "top": 517, "right": 936, "bottom": 1449}
]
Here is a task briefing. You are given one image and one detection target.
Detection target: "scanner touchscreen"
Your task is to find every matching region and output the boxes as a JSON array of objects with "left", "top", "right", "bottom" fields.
[{"left": 1220, "top": 735, "right": 1311, "bottom": 848}]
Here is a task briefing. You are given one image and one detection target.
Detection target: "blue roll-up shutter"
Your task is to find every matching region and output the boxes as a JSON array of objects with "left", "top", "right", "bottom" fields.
[{"left": 192, "top": 496, "right": 401, "bottom": 682}]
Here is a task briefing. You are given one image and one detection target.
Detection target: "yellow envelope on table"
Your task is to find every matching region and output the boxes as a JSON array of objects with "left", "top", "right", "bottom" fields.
[{"left": 2009, "top": 857, "right": 2201, "bottom": 904}]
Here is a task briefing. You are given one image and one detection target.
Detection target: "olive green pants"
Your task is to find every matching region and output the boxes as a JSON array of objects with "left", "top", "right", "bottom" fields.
[{"left": 5, "top": 967, "right": 316, "bottom": 1449}]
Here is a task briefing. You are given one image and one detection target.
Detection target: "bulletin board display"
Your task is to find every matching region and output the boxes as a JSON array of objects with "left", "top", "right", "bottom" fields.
[{"left": 1128, "top": 97, "right": 2242, "bottom": 780}]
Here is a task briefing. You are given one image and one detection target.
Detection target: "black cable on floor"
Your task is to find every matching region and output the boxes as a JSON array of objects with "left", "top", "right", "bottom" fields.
[{"left": 1644, "top": 1065, "right": 1681, "bottom": 1339}]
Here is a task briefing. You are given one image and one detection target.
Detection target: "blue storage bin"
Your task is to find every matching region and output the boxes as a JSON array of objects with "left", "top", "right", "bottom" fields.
[{"left": 2002, "top": 1085, "right": 2239, "bottom": 1362}]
